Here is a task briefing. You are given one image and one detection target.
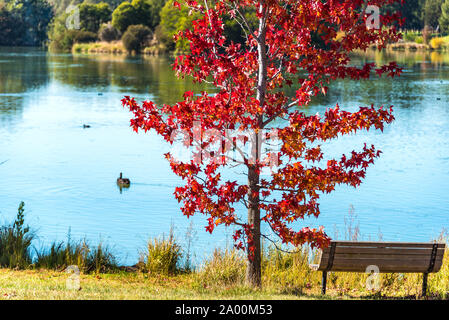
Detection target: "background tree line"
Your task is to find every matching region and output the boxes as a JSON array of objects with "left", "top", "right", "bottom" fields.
[
  {"left": 0, "top": 0, "right": 53, "bottom": 46},
  {"left": 48, "top": 0, "right": 255, "bottom": 53},
  {"left": 2, "top": 0, "right": 449, "bottom": 50},
  {"left": 387, "top": 0, "right": 449, "bottom": 33}
]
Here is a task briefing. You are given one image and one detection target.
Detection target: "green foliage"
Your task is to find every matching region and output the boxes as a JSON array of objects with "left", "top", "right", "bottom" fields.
[
  {"left": 140, "top": 228, "right": 182, "bottom": 275},
  {"left": 403, "top": 30, "right": 422, "bottom": 42},
  {"left": 157, "top": 0, "right": 255, "bottom": 50},
  {"left": 440, "top": 0, "right": 449, "bottom": 33},
  {"left": 0, "top": 202, "right": 34, "bottom": 269},
  {"left": 222, "top": 9, "right": 257, "bottom": 46},
  {"left": 48, "top": 0, "right": 122, "bottom": 15},
  {"left": 47, "top": 12, "right": 71, "bottom": 51},
  {"left": 48, "top": 1, "right": 114, "bottom": 51},
  {"left": 122, "top": 24, "right": 151, "bottom": 53},
  {"left": 384, "top": 0, "right": 425, "bottom": 30},
  {"left": 48, "top": 9, "right": 98, "bottom": 52},
  {"left": 0, "top": 0, "right": 53, "bottom": 46},
  {"left": 1, "top": 0, "right": 449, "bottom": 51},
  {"left": 415, "top": 36, "right": 424, "bottom": 44},
  {"left": 111, "top": 1, "right": 136, "bottom": 32},
  {"left": 98, "top": 22, "right": 120, "bottom": 41},
  {"left": 79, "top": 1, "right": 112, "bottom": 33},
  {"left": 424, "top": 0, "right": 444, "bottom": 29},
  {"left": 111, "top": 0, "right": 161, "bottom": 33},
  {"left": 60, "top": 29, "right": 97, "bottom": 51},
  {"left": 147, "top": 0, "right": 167, "bottom": 28},
  {"left": 72, "top": 29, "right": 98, "bottom": 42},
  {"left": 35, "top": 238, "right": 118, "bottom": 273},
  {"left": 158, "top": 0, "right": 199, "bottom": 53},
  {"left": 0, "top": 5, "right": 24, "bottom": 46},
  {"left": 403, "top": 0, "right": 426, "bottom": 30}
]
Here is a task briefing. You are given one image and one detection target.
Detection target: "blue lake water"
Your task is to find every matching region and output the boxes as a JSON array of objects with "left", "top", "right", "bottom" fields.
[{"left": 1, "top": 47, "right": 449, "bottom": 265}]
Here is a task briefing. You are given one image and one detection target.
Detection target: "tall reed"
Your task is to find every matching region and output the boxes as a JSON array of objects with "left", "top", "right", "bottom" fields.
[
  {"left": 140, "top": 227, "right": 182, "bottom": 275},
  {"left": 35, "top": 238, "right": 118, "bottom": 273},
  {"left": 0, "top": 202, "right": 35, "bottom": 269}
]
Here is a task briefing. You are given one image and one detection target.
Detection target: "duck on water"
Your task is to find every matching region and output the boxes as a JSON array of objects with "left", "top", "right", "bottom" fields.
[{"left": 117, "top": 172, "right": 131, "bottom": 187}]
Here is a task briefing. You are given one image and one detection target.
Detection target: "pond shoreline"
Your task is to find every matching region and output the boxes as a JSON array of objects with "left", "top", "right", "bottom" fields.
[{"left": 71, "top": 41, "right": 171, "bottom": 56}]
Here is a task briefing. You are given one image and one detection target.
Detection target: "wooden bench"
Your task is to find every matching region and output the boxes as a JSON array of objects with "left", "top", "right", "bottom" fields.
[{"left": 311, "top": 241, "right": 446, "bottom": 296}]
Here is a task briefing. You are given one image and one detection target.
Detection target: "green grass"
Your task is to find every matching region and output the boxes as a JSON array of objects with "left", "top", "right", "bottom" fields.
[
  {"left": 1, "top": 256, "right": 447, "bottom": 300},
  {"left": 0, "top": 247, "right": 447, "bottom": 300},
  {"left": 1, "top": 202, "right": 449, "bottom": 299},
  {"left": 0, "top": 269, "right": 320, "bottom": 300}
]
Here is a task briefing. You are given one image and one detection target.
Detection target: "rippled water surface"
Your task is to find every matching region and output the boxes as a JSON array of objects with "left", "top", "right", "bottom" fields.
[{"left": 1, "top": 47, "right": 449, "bottom": 264}]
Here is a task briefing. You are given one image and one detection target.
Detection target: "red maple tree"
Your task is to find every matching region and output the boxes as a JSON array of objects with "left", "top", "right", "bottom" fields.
[{"left": 123, "top": 0, "right": 402, "bottom": 286}]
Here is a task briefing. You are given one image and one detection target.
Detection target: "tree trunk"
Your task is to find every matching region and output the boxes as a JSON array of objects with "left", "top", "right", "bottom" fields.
[
  {"left": 246, "top": 165, "right": 261, "bottom": 287},
  {"left": 245, "top": 1, "right": 267, "bottom": 288}
]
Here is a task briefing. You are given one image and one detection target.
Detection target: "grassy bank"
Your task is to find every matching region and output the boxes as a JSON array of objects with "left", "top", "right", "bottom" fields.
[
  {"left": 0, "top": 255, "right": 448, "bottom": 300},
  {"left": 0, "top": 244, "right": 448, "bottom": 300},
  {"left": 0, "top": 269, "right": 318, "bottom": 300},
  {"left": 382, "top": 31, "right": 449, "bottom": 52},
  {"left": 72, "top": 41, "right": 168, "bottom": 55},
  {"left": 1, "top": 203, "right": 448, "bottom": 300}
]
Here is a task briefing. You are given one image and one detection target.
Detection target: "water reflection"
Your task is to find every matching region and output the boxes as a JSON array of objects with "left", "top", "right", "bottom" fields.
[
  {"left": 0, "top": 47, "right": 49, "bottom": 126},
  {"left": 48, "top": 54, "right": 212, "bottom": 105},
  {"left": 310, "top": 49, "right": 449, "bottom": 111}
]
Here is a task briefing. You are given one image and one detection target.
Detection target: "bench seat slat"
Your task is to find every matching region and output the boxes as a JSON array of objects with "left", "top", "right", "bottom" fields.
[
  {"left": 319, "top": 252, "right": 444, "bottom": 261},
  {"left": 323, "top": 241, "right": 445, "bottom": 249},
  {"left": 319, "top": 256, "right": 442, "bottom": 268},
  {"left": 326, "top": 265, "right": 439, "bottom": 273},
  {"left": 319, "top": 259, "right": 443, "bottom": 272},
  {"left": 322, "top": 247, "right": 442, "bottom": 256}
]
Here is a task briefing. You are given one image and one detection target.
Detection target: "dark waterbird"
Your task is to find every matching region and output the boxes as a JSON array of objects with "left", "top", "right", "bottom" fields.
[{"left": 117, "top": 172, "right": 131, "bottom": 187}]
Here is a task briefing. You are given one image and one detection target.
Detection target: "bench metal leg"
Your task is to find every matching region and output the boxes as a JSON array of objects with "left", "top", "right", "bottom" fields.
[
  {"left": 322, "top": 271, "right": 327, "bottom": 295},
  {"left": 422, "top": 273, "right": 428, "bottom": 297}
]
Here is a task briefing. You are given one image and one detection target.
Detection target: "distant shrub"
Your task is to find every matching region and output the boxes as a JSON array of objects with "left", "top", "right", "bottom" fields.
[
  {"left": 60, "top": 30, "right": 98, "bottom": 50},
  {"left": 0, "top": 202, "right": 34, "bottom": 269},
  {"left": 72, "top": 30, "right": 98, "bottom": 43},
  {"left": 415, "top": 36, "right": 424, "bottom": 44},
  {"left": 79, "top": 2, "right": 112, "bottom": 34},
  {"left": 159, "top": 0, "right": 200, "bottom": 53},
  {"left": 99, "top": 23, "right": 121, "bottom": 42},
  {"left": 140, "top": 228, "right": 182, "bottom": 275},
  {"left": 430, "top": 37, "right": 447, "bottom": 49},
  {"left": 403, "top": 30, "right": 421, "bottom": 42},
  {"left": 122, "top": 24, "right": 152, "bottom": 54}
]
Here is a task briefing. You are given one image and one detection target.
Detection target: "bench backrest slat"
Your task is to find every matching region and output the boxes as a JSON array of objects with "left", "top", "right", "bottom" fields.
[{"left": 318, "top": 241, "right": 446, "bottom": 273}]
